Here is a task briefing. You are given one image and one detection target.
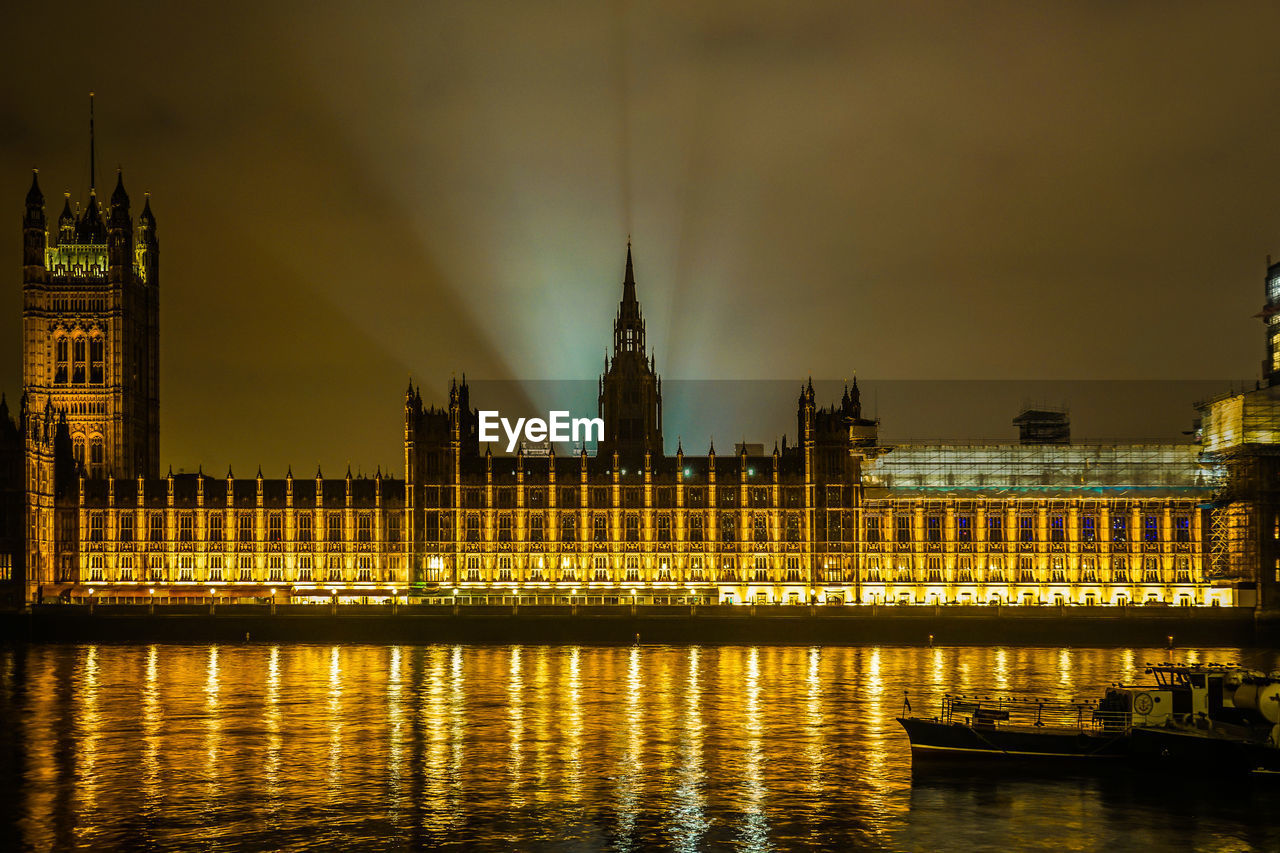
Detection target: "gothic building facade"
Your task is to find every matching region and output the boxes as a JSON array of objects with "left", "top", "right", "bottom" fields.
[{"left": 3, "top": 172, "right": 1275, "bottom": 610}]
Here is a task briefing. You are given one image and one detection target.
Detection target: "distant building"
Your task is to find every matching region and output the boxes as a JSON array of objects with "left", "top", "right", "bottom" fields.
[
  {"left": 1013, "top": 408, "right": 1070, "bottom": 445},
  {"left": 5, "top": 164, "right": 1279, "bottom": 612}
]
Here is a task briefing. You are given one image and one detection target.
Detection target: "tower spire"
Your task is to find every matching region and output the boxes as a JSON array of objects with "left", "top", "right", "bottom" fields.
[
  {"left": 89, "top": 92, "right": 96, "bottom": 192},
  {"left": 599, "top": 239, "right": 662, "bottom": 460},
  {"left": 622, "top": 239, "right": 636, "bottom": 306}
]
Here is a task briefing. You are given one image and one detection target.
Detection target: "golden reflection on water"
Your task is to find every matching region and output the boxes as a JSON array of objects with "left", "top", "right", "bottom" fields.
[
  {"left": 508, "top": 646, "right": 524, "bottom": 810},
  {"left": 805, "top": 647, "right": 823, "bottom": 798},
  {"left": 672, "top": 646, "right": 705, "bottom": 852},
  {"left": 265, "top": 645, "right": 281, "bottom": 807},
  {"left": 77, "top": 647, "right": 99, "bottom": 820},
  {"left": 385, "top": 645, "right": 404, "bottom": 820},
  {"left": 615, "top": 646, "right": 643, "bottom": 850},
  {"left": 142, "top": 645, "right": 160, "bottom": 817},
  {"left": 205, "top": 645, "right": 221, "bottom": 804},
  {"left": 5, "top": 644, "right": 1279, "bottom": 851},
  {"left": 326, "top": 646, "right": 341, "bottom": 798},
  {"left": 739, "top": 647, "right": 769, "bottom": 851},
  {"left": 565, "top": 646, "right": 582, "bottom": 803}
]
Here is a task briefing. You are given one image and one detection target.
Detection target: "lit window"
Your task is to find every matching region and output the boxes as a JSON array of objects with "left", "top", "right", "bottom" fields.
[
  {"left": 54, "top": 337, "right": 69, "bottom": 384},
  {"left": 72, "top": 338, "right": 86, "bottom": 384},
  {"left": 89, "top": 337, "right": 104, "bottom": 384}
]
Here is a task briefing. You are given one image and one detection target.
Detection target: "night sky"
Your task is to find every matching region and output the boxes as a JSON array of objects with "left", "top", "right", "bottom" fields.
[{"left": 4, "top": 2, "right": 1280, "bottom": 474}]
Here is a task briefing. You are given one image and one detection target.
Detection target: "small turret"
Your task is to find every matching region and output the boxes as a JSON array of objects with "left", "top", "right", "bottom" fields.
[
  {"left": 58, "top": 193, "right": 75, "bottom": 244},
  {"left": 139, "top": 194, "right": 156, "bottom": 228},
  {"left": 23, "top": 170, "right": 45, "bottom": 269},
  {"left": 75, "top": 190, "right": 106, "bottom": 244},
  {"left": 25, "top": 169, "right": 43, "bottom": 210},
  {"left": 108, "top": 171, "right": 131, "bottom": 276},
  {"left": 110, "top": 169, "right": 129, "bottom": 208}
]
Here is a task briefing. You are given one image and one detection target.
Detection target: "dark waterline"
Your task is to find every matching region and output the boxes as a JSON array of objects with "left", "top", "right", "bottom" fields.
[{"left": 1, "top": 644, "right": 1278, "bottom": 852}]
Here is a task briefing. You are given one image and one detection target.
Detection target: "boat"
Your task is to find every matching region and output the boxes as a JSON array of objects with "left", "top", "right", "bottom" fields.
[
  {"left": 898, "top": 663, "right": 1280, "bottom": 774},
  {"left": 1109, "top": 663, "right": 1280, "bottom": 775},
  {"left": 896, "top": 693, "right": 1130, "bottom": 760}
]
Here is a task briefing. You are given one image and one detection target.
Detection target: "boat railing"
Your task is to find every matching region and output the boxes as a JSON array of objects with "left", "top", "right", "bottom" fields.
[{"left": 903, "top": 691, "right": 1131, "bottom": 734}]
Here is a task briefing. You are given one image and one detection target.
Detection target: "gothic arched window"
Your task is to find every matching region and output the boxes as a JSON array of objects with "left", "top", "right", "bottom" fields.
[
  {"left": 72, "top": 337, "right": 86, "bottom": 384},
  {"left": 54, "top": 337, "right": 69, "bottom": 384},
  {"left": 89, "top": 337, "right": 105, "bottom": 384}
]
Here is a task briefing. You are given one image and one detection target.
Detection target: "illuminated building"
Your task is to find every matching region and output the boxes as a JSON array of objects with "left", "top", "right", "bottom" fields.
[{"left": 2, "top": 169, "right": 1276, "bottom": 611}]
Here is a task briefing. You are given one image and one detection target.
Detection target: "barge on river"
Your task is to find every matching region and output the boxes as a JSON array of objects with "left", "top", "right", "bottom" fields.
[{"left": 898, "top": 663, "right": 1280, "bottom": 772}]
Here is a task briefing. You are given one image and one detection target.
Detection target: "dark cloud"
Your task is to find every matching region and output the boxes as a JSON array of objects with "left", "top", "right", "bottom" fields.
[{"left": 2, "top": 1, "right": 1279, "bottom": 471}]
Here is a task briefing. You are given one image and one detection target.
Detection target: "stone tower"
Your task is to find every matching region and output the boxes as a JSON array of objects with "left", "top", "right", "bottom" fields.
[
  {"left": 22, "top": 168, "right": 159, "bottom": 480},
  {"left": 597, "top": 243, "right": 662, "bottom": 460},
  {"left": 19, "top": 112, "right": 159, "bottom": 599}
]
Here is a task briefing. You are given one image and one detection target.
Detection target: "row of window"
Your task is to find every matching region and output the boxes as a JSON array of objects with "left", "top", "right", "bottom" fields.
[
  {"left": 456, "top": 486, "right": 813, "bottom": 509},
  {"left": 53, "top": 336, "right": 106, "bottom": 385},
  {"left": 73, "top": 436, "right": 106, "bottom": 469},
  {"left": 864, "top": 513, "right": 1193, "bottom": 544},
  {"left": 80, "top": 509, "right": 1195, "bottom": 547},
  {"left": 86, "top": 511, "right": 402, "bottom": 543},
  {"left": 79, "top": 549, "right": 1197, "bottom": 587},
  {"left": 863, "top": 555, "right": 1194, "bottom": 584},
  {"left": 83, "top": 553, "right": 399, "bottom": 584},
  {"left": 454, "top": 554, "right": 815, "bottom": 585},
  {"left": 461, "top": 511, "right": 797, "bottom": 543}
]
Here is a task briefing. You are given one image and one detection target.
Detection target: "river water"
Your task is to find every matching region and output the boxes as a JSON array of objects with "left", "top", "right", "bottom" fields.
[{"left": 1, "top": 644, "right": 1278, "bottom": 851}]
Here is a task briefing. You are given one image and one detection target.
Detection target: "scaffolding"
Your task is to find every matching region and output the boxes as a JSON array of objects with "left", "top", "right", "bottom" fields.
[
  {"left": 1198, "top": 387, "right": 1280, "bottom": 583},
  {"left": 862, "top": 443, "right": 1217, "bottom": 498},
  {"left": 1199, "top": 385, "right": 1280, "bottom": 453}
]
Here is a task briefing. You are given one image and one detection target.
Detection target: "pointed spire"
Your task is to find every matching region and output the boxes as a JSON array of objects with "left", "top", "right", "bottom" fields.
[
  {"left": 620, "top": 240, "right": 638, "bottom": 311},
  {"left": 110, "top": 169, "right": 128, "bottom": 207},
  {"left": 139, "top": 193, "right": 155, "bottom": 227},
  {"left": 286, "top": 464, "right": 292, "bottom": 478},
  {"left": 76, "top": 189, "right": 106, "bottom": 243},
  {"left": 256, "top": 464, "right": 263, "bottom": 479},
  {"left": 227, "top": 465, "right": 234, "bottom": 478},
  {"left": 88, "top": 92, "right": 96, "bottom": 192},
  {"left": 26, "top": 169, "right": 43, "bottom": 207}
]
